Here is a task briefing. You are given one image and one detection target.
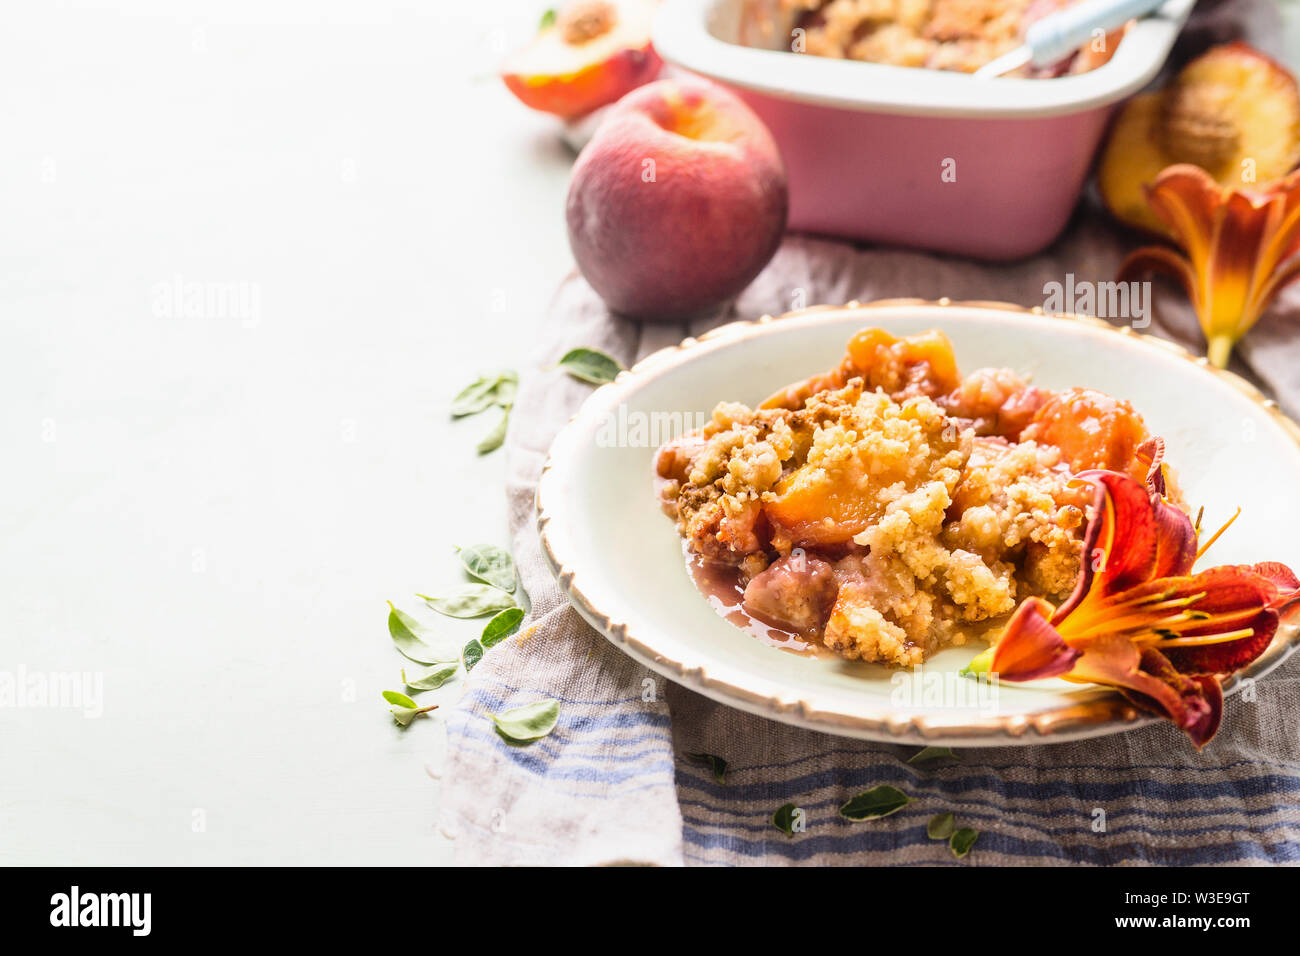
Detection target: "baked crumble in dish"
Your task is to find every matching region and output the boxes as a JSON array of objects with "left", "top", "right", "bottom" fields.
[
  {"left": 741, "top": 0, "right": 1126, "bottom": 76},
  {"left": 655, "top": 327, "right": 1173, "bottom": 667}
]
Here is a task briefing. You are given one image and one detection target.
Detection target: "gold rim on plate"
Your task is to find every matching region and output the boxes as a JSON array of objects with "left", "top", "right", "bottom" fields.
[{"left": 536, "top": 299, "right": 1300, "bottom": 744}]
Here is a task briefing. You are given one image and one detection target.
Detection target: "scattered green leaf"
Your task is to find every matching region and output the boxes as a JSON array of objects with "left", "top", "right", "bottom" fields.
[
  {"left": 383, "top": 690, "right": 437, "bottom": 727},
  {"left": 387, "top": 602, "right": 459, "bottom": 664},
  {"left": 492, "top": 374, "right": 518, "bottom": 408},
  {"left": 463, "top": 639, "right": 484, "bottom": 672},
  {"left": 686, "top": 753, "right": 728, "bottom": 784},
  {"left": 556, "top": 346, "right": 623, "bottom": 385},
  {"left": 926, "top": 813, "right": 956, "bottom": 840},
  {"left": 418, "top": 584, "right": 516, "bottom": 619},
  {"left": 908, "top": 746, "right": 958, "bottom": 765},
  {"left": 457, "top": 543, "right": 517, "bottom": 592},
  {"left": 451, "top": 372, "right": 514, "bottom": 417},
  {"left": 538, "top": 7, "right": 557, "bottom": 30},
  {"left": 839, "top": 785, "right": 911, "bottom": 821},
  {"left": 491, "top": 699, "right": 560, "bottom": 743},
  {"left": 772, "top": 803, "right": 799, "bottom": 838},
  {"left": 477, "top": 408, "right": 510, "bottom": 454},
  {"left": 950, "top": 827, "right": 979, "bottom": 859},
  {"left": 481, "top": 607, "right": 525, "bottom": 647},
  {"left": 402, "top": 664, "right": 458, "bottom": 691}
]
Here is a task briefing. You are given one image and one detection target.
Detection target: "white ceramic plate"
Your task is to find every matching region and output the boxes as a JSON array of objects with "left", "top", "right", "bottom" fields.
[{"left": 537, "top": 301, "right": 1300, "bottom": 745}]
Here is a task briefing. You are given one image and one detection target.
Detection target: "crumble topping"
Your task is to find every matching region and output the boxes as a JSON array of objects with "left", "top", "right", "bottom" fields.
[
  {"left": 657, "top": 328, "right": 1161, "bottom": 667},
  {"left": 752, "top": 0, "right": 1111, "bottom": 75}
]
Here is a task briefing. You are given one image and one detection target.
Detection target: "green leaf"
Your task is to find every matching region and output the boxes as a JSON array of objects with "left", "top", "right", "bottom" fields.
[
  {"left": 949, "top": 827, "right": 979, "bottom": 859},
  {"left": 926, "top": 813, "right": 956, "bottom": 840},
  {"left": 481, "top": 607, "right": 525, "bottom": 647},
  {"left": 387, "top": 602, "right": 459, "bottom": 664},
  {"left": 382, "top": 690, "right": 417, "bottom": 708},
  {"left": 492, "top": 374, "right": 518, "bottom": 409},
  {"left": 402, "top": 665, "right": 458, "bottom": 691},
  {"left": 556, "top": 347, "right": 623, "bottom": 385},
  {"left": 418, "top": 584, "right": 516, "bottom": 619},
  {"left": 383, "top": 690, "right": 437, "bottom": 727},
  {"left": 908, "top": 746, "right": 958, "bottom": 765},
  {"left": 457, "top": 543, "right": 517, "bottom": 592},
  {"left": 450, "top": 374, "right": 506, "bottom": 417},
  {"left": 686, "top": 752, "right": 728, "bottom": 784},
  {"left": 451, "top": 371, "right": 517, "bottom": 418},
  {"left": 772, "top": 803, "right": 798, "bottom": 838},
  {"left": 463, "top": 639, "right": 484, "bottom": 672},
  {"left": 477, "top": 408, "right": 509, "bottom": 454},
  {"left": 491, "top": 699, "right": 560, "bottom": 743},
  {"left": 839, "top": 785, "right": 911, "bottom": 821},
  {"left": 538, "top": 7, "right": 557, "bottom": 30}
]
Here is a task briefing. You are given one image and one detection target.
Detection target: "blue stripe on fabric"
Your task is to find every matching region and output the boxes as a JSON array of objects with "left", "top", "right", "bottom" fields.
[
  {"left": 681, "top": 823, "right": 1300, "bottom": 865},
  {"left": 457, "top": 685, "right": 670, "bottom": 735},
  {"left": 723, "top": 747, "right": 1300, "bottom": 777},
  {"left": 448, "top": 707, "right": 672, "bottom": 759},
  {"left": 452, "top": 721, "right": 672, "bottom": 775},
  {"left": 452, "top": 735, "right": 677, "bottom": 794},
  {"left": 676, "top": 790, "right": 1300, "bottom": 828},
  {"left": 448, "top": 717, "right": 673, "bottom": 755},
  {"left": 669, "top": 763, "right": 1300, "bottom": 805},
  {"left": 472, "top": 675, "right": 652, "bottom": 708},
  {"left": 680, "top": 805, "right": 1300, "bottom": 842}
]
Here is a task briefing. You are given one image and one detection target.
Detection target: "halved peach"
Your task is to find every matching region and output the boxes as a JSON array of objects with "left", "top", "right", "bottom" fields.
[
  {"left": 1098, "top": 43, "right": 1300, "bottom": 235},
  {"left": 502, "top": 1, "right": 662, "bottom": 120}
]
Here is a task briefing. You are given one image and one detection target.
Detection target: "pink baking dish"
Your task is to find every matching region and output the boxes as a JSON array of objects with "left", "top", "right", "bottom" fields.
[{"left": 652, "top": 0, "right": 1195, "bottom": 260}]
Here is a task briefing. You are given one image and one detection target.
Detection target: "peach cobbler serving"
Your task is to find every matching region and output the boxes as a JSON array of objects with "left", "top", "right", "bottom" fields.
[{"left": 655, "top": 328, "right": 1167, "bottom": 667}]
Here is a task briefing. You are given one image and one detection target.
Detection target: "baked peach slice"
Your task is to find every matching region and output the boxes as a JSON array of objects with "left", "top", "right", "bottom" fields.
[
  {"left": 1020, "top": 387, "right": 1150, "bottom": 481},
  {"left": 501, "top": 0, "right": 662, "bottom": 120},
  {"left": 761, "top": 328, "right": 960, "bottom": 411},
  {"left": 1098, "top": 43, "right": 1300, "bottom": 235},
  {"left": 764, "top": 462, "right": 880, "bottom": 549}
]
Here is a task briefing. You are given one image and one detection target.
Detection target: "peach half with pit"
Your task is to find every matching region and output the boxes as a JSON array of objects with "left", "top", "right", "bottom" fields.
[
  {"left": 1098, "top": 42, "right": 1300, "bottom": 235},
  {"left": 501, "top": 0, "right": 661, "bottom": 120}
]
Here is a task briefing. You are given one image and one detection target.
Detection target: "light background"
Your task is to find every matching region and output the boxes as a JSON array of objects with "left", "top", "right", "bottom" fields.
[{"left": 1, "top": 0, "right": 1298, "bottom": 864}]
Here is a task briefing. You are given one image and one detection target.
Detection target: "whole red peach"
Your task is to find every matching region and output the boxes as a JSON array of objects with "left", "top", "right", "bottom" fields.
[{"left": 566, "top": 78, "right": 788, "bottom": 320}]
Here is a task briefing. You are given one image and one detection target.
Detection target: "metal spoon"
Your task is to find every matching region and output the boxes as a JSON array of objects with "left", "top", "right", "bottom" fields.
[{"left": 974, "top": 0, "right": 1175, "bottom": 78}]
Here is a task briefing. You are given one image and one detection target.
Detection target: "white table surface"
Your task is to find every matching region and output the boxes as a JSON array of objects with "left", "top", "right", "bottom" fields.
[
  {"left": 3, "top": 1, "right": 1299, "bottom": 866},
  {"left": 1, "top": 0, "right": 572, "bottom": 865}
]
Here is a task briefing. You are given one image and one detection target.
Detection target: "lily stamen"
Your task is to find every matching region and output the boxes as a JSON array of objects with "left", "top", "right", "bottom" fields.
[
  {"left": 1195, "top": 507, "right": 1241, "bottom": 561},
  {"left": 1153, "top": 628, "right": 1258, "bottom": 648}
]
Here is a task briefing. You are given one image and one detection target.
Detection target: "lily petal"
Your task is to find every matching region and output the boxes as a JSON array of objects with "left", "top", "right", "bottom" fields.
[
  {"left": 1135, "top": 436, "right": 1168, "bottom": 497},
  {"left": 988, "top": 598, "right": 1080, "bottom": 681},
  {"left": 1246, "top": 561, "right": 1300, "bottom": 608},
  {"left": 1069, "top": 639, "right": 1222, "bottom": 747},
  {"left": 1118, "top": 244, "right": 1203, "bottom": 316},
  {"left": 1141, "top": 165, "right": 1222, "bottom": 268},
  {"left": 1127, "top": 567, "right": 1277, "bottom": 675},
  {"left": 1054, "top": 471, "right": 1161, "bottom": 621},
  {"left": 1119, "top": 649, "right": 1223, "bottom": 749},
  {"left": 1124, "top": 165, "right": 1300, "bottom": 368}
]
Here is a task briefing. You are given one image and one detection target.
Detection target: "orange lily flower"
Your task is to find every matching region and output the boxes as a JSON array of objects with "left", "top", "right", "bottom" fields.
[
  {"left": 966, "top": 444, "right": 1299, "bottom": 746},
  {"left": 1117, "top": 164, "right": 1300, "bottom": 368}
]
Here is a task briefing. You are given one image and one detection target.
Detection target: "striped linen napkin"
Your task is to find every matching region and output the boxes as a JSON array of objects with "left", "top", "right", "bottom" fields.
[{"left": 437, "top": 222, "right": 1300, "bottom": 865}]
